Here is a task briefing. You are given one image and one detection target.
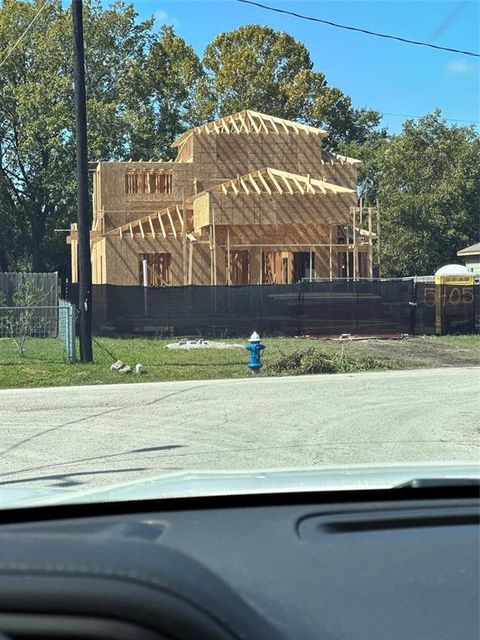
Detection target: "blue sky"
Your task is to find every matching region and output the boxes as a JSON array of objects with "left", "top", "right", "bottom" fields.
[{"left": 130, "top": 0, "right": 479, "bottom": 134}]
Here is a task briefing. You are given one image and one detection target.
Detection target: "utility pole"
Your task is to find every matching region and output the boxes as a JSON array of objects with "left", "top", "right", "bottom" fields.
[{"left": 72, "top": 0, "right": 92, "bottom": 362}]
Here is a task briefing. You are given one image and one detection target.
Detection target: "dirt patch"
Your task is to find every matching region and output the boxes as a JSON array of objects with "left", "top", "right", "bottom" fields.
[{"left": 351, "top": 336, "right": 480, "bottom": 368}]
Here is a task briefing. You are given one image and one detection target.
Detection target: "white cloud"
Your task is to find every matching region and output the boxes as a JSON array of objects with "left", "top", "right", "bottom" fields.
[
  {"left": 154, "top": 9, "right": 180, "bottom": 29},
  {"left": 445, "top": 60, "right": 474, "bottom": 75}
]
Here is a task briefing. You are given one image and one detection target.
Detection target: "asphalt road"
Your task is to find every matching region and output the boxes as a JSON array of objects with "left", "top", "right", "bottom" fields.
[{"left": 1, "top": 367, "right": 479, "bottom": 491}]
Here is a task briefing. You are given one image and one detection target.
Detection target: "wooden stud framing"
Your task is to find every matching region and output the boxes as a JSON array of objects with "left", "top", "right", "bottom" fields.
[
  {"left": 221, "top": 117, "right": 230, "bottom": 134},
  {"left": 148, "top": 215, "right": 155, "bottom": 238},
  {"left": 247, "top": 111, "right": 261, "bottom": 133},
  {"left": 176, "top": 205, "right": 184, "bottom": 231},
  {"left": 329, "top": 225, "right": 333, "bottom": 281},
  {"left": 305, "top": 174, "right": 315, "bottom": 194},
  {"left": 188, "top": 240, "right": 193, "bottom": 285},
  {"left": 249, "top": 174, "right": 261, "bottom": 194},
  {"left": 77, "top": 108, "right": 361, "bottom": 286},
  {"left": 240, "top": 177, "right": 250, "bottom": 194},
  {"left": 292, "top": 176, "right": 305, "bottom": 194},
  {"left": 157, "top": 212, "right": 166, "bottom": 239},
  {"left": 227, "top": 226, "right": 231, "bottom": 285},
  {"left": 257, "top": 171, "right": 272, "bottom": 194},
  {"left": 267, "top": 169, "right": 283, "bottom": 193},
  {"left": 212, "top": 208, "right": 217, "bottom": 286},
  {"left": 267, "top": 115, "right": 279, "bottom": 134},
  {"left": 259, "top": 116, "right": 269, "bottom": 134},
  {"left": 166, "top": 208, "right": 177, "bottom": 239},
  {"left": 280, "top": 174, "right": 294, "bottom": 194},
  {"left": 230, "top": 117, "right": 241, "bottom": 134},
  {"left": 279, "top": 118, "right": 289, "bottom": 133},
  {"left": 238, "top": 111, "right": 249, "bottom": 133},
  {"left": 182, "top": 190, "right": 187, "bottom": 285}
]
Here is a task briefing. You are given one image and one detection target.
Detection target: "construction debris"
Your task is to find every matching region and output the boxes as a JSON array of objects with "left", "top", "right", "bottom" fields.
[
  {"left": 165, "top": 339, "right": 244, "bottom": 350},
  {"left": 110, "top": 360, "right": 132, "bottom": 374}
]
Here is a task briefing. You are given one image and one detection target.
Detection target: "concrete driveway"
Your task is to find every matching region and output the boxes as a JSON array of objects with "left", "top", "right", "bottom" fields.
[{"left": 1, "top": 367, "right": 479, "bottom": 490}]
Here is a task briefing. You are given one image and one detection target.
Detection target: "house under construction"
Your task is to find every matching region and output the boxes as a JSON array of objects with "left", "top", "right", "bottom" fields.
[{"left": 68, "top": 110, "right": 376, "bottom": 286}]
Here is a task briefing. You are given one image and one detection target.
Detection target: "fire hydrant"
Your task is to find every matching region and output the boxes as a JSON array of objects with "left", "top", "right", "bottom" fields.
[{"left": 246, "top": 331, "right": 265, "bottom": 373}]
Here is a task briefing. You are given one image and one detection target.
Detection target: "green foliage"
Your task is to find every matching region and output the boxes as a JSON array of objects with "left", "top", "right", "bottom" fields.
[
  {"left": 375, "top": 112, "right": 480, "bottom": 276},
  {"left": 0, "top": 282, "right": 48, "bottom": 356},
  {"left": 2, "top": 4, "right": 475, "bottom": 283},
  {"left": 199, "top": 25, "right": 381, "bottom": 148},
  {"left": 266, "top": 345, "right": 390, "bottom": 375},
  {"left": 0, "top": 0, "right": 200, "bottom": 274},
  {"left": 1, "top": 336, "right": 478, "bottom": 389},
  {"left": 125, "top": 25, "right": 206, "bottom": 160}
]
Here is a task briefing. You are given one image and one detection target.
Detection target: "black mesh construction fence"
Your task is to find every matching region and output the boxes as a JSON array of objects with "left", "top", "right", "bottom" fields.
[{"left": 65, "top": 279, "right": 479, "bottom": 338}]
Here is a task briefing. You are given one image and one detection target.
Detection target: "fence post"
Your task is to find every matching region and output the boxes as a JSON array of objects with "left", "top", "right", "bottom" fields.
[
  {"left": 297, "top": 282, "right": 303, "bottom": 336},
  {"left": 68, "top": 303, "right": 77, "bottom": 363},
  {"left": 409, "top": 276, "right": 418, "bottom": 336}
]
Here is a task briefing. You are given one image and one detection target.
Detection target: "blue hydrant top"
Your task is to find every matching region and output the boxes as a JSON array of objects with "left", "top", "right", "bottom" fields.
[{"left": 246, "top": 331, "right": 265, "bottom": 370}]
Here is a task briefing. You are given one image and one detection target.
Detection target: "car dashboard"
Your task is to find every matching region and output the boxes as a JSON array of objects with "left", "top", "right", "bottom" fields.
[{"left": 0, "top": 485, "right": 478, "bottom": 640}]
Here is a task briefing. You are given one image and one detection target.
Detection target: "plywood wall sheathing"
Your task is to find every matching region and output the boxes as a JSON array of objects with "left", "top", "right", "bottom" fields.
[{"left": 69, "top": 109, "right": 366, "bottom": 286}]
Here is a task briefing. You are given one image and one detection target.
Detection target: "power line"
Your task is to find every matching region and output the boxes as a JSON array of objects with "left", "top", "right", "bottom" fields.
[
  {"left": 380, "top": 112, "right": 479, "bottom": 124},
  {"left": 0, "top": 0, "right": 52, "bottom": 71},
  {"left": 237, "top": 0, "right": 480, "bottom": 58}
]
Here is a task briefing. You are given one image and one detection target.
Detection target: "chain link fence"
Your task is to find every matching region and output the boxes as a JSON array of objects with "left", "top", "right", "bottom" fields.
[{"left": 0, "top": 301, "right": 76, "bottom": 363}]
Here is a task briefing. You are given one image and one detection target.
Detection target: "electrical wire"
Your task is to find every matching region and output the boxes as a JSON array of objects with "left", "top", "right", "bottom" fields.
[
  {"left": 380, "top": 112, "right": 479, "bottom": 124},
  {"left": 0, "top": 0, "right": 52, "bottom": 71},
  {"left": 237, "top": 0, "right": 480, "bottom": 58}
]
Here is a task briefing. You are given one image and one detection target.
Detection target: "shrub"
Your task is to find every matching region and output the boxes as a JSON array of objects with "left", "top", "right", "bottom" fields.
[{"left": 266, "top": 345, "right": 390, "bottom": 376}]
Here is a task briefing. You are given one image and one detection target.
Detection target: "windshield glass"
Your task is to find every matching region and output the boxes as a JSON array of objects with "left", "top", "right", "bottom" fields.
[{"left": 0, "top": 0, "right": 479, "bottom": 506}]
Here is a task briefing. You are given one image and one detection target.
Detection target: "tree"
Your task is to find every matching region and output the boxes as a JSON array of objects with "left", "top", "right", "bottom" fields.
[
  {"left": 0, "top": 0, "right": 153, "bottom": 273},
  {"left": 338, "top": 134, "right": 390, "bottom": 203},
  {"left": 125, "top": 26, "right": 205, "bottom": 160},
  {"left": 0, "top": 1, "right": 202, "bottom": 275},
  {"left": 198, "top": 25, "right": 382, "bottom": 148},
  {"left": 374, "top": 111, "right": 480, "bottom": 276},
  {"left": 0, "top": 281, "right": 48, "bottom": 356}
]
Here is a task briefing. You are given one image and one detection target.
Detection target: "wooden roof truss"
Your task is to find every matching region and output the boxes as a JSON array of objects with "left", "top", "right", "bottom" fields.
[
  {"left": 172, "top": 110, "right": 328, "bottom": 147},
  {"left": 106, "top": 205, "right": 188, "bottom": 240},
  {"left": 201, "top": 168, "right": 355, "bottom": 197}
]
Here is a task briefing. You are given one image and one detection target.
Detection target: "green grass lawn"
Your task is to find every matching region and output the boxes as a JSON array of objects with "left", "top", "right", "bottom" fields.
[{"left": 0, "top": 334, "right": 478, "bottom": 390}]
